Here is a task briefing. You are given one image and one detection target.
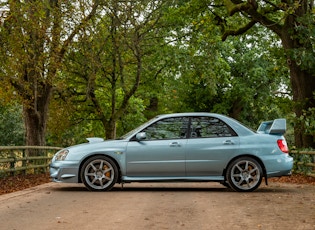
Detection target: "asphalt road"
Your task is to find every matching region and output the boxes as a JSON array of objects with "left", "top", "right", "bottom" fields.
[{"left": 0, "top": 182, "right": 314, "bottom": 230}]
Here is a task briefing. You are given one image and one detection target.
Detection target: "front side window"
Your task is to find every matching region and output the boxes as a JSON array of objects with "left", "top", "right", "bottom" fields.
[
  {"left": 190, "top": 117, "right": 237, "bottom": 138},
  {"left": 142, "top": 117, "right": 189, "bottom": 140}
]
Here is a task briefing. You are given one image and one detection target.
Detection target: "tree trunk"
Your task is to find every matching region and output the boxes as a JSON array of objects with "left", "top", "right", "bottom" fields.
[
  {"left": 280, "top": 8, "right": 315, "bottom": 148},
  {"left": 105, "top": 119, "right": 116, "bottom": 140},
  {"left": 23, "top": 84, "right": 52, "bottom": 153},
  {"left": 285, "top": 59, "right": 315, "bottom": 148}
]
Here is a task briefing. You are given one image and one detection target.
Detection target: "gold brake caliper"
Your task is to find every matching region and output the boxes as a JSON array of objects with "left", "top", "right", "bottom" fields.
[{"left": 104, "top": 165, "right": 111, "bottom": 178}]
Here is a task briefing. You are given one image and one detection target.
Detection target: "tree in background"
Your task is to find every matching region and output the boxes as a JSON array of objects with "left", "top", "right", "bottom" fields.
[
  {"left": 209, "top": 0, "right": 315, "bottom": 147},
  {"left": 152, "top": 1, "right": 289, "bottom": 128},
  {"left": 0, "top": 0, "right": 101, "bottom": 149},
  {"left": 215, "top": 28, "right": 290, "bottom": 125},
  {"left": 50, "top": 1, "right": 171, "bottom": 140},
  {"left": 0, "top": 0, "right": 311, "bottom": 148},
  {"left": 0, "top": 103, "right": 24, "bottom": 146},
  {"left": 47, "top": 2, "right": 294, "bottom": 142}
]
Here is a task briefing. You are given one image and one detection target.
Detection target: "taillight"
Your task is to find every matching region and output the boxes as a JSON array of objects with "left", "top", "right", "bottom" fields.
[{"left": 277, "top": 139, "right": 289, "bottom": 153}]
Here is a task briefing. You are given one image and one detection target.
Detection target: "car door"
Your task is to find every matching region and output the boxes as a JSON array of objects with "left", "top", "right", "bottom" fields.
[
  {"left": 185, "top": 116, "right": 240, "bottom": 176},
  {"left": 125, "top": 117, "right": 189, "bottom": 177}
]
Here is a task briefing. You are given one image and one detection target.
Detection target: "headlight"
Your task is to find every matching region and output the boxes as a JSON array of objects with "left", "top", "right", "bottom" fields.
[{"left": 55, "top": 149, "right": 69, "bottom": 161}]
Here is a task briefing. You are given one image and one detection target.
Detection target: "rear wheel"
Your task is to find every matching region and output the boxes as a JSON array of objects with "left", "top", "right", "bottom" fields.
[
  {"left": 226, "top": 157, "right": 262, "bottom": 192},
  {"left": 81, "top": 156, "right": 118, "bottom": 191}
]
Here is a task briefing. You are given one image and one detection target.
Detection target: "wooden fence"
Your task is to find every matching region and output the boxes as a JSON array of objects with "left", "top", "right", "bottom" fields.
[
  {"left": 290, "top": 150, "right": 315, "bottom": 177},
  {"left": 0, "top": 146, "right": 62, "bottom": 176},
  {"left": 0, "top": 146, "right": 314, "bottom": 177}
]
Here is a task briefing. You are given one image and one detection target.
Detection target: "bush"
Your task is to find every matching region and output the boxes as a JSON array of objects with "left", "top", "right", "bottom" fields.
[{"left": 0, "top": 103, "right": 25, "bottom": 148}]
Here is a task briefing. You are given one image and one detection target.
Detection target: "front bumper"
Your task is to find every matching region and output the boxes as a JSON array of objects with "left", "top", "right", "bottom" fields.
[{"left": 50, "top": 161, "right": 80, "bottom": 183}]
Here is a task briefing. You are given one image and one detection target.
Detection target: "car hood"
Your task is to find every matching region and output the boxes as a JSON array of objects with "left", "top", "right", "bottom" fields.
[
  {"left": 69, "top": 138, "right": 127, "bottom": 150},
  {"left": 62, "top": 138, "right": 128, "bottom": 159}
]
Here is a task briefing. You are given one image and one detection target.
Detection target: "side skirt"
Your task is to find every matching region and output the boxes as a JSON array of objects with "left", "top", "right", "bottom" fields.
[{"left": 121, "top": 176, "right": 225, "bottom": 183}]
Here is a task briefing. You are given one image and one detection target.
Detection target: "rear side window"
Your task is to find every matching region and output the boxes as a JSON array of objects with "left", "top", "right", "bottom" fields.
[{"left": 190, "top": 117, "right": 237, "bottom": 138}]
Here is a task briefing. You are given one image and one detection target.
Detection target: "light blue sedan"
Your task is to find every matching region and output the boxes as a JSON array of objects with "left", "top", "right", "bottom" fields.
[{"left": 50, "top": 113, "right": 293, "bottom": 192}]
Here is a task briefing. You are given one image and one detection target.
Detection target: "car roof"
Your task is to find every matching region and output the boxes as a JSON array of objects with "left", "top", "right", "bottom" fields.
[
  {"left": 154, "top": 113, "right": 254, "bottom": 136},
  {"left": 156, "top": 112, "right": 227, "bottom": 119}
]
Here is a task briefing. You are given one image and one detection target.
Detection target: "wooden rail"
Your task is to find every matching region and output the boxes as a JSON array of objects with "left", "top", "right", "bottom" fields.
[
  {"left": 290, "top": 150, "right": 315, "bottom": 177},
  {"left": 0, "top": 146, "right": 62, "bottom": 176}
]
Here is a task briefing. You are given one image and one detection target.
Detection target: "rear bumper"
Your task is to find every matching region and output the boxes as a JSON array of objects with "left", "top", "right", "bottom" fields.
[
  {"left": 265, "top": 154, "right": 293, "bottom": 178},
  {"left": 267, "top": 169, "right": 292, "bottom": 178}
]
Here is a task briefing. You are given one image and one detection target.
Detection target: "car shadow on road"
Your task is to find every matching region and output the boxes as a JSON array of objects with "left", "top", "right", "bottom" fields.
[{"left": 50, "top": 183, "right": 294, "bottom": 194}]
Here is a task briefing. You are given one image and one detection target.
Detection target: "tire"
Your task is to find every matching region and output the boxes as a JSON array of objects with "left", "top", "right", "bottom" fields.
[
  {"left": 81, "top": 156, "right": 118, "bottom": 191},
  {"left": 226, "top": 157, "right": 263, "bottom": 192}
]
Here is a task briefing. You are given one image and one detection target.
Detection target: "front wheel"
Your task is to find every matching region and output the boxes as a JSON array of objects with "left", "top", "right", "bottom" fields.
[
  {"left": 81, "top": 156, "right": 118, "bottom": 191},
  {"left": 226, "top": 157, "right": 263, "bottom": 192}
]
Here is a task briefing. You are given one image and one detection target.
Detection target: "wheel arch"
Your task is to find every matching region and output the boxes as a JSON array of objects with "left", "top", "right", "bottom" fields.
[
  {"left": 78, "top": 154, "right": 122, "bottom": 183},
  {"left": 223, "top": 154, "right": 267, "bottom": 180}
]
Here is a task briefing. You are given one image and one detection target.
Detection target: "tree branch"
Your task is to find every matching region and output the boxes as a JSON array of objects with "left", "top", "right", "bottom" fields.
[
  {"left": 222, "top": 20, "right": 257, "bottom": 41},
  {"left": 59, "top": 1, "right": 100, "bottom": 59},
  {"left": 223, "top": 0, "right": 251, "bottom": 16},
  {"left": 222, "top": 0, "right": 283, "bottom": 39}
]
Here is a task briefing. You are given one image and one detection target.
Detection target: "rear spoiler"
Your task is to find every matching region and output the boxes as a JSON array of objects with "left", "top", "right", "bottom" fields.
[{"left": 257, "top": 119, "right": 286, "bottom": 135}]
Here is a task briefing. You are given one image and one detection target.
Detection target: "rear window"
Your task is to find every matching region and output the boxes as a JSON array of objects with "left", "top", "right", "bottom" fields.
[{"left": 190, "top": 117, "right": 237, "bottom": 138}]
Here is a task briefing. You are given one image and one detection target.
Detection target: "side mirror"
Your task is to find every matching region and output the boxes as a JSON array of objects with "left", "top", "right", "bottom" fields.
[{"left": 136, "top": 132, "right": 146, "bottom": 141}]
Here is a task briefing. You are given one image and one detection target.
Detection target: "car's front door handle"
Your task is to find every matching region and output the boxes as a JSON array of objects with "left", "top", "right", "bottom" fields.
[
  {"left": 223, "top": 140, "right": 234, "bottom": 145},
  {"left": 169, "top": 142, "right": 180, "bottom": 147}
]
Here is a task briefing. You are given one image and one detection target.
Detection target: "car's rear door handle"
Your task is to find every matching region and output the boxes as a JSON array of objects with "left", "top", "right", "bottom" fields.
[
  {"left": 169, "top": 142, "right": 180, "bottom": 147},
  {"left": 223, "top": 140, "right": 234, "bottom": 145}
]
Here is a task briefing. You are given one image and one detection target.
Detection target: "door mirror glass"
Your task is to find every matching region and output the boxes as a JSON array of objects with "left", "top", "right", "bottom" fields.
[{"left": 136, "top": 132, "right": 146, "bottom": 141}]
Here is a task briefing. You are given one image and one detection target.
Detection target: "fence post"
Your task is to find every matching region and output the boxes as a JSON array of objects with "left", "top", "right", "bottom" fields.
[
  {"left": 9, "top": 156, "right": 15, "bottom": 177},
  {"left": 22, "top": 148, "right": 26, "bottom": 175}
]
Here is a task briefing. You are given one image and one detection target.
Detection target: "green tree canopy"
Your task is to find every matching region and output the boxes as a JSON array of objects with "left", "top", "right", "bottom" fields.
[
  {"left": 211, "top": 0, "right": 315, "bottom": 147},
  {"left": 0, "top": 0, "right": 101, "bottom": 150}
]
